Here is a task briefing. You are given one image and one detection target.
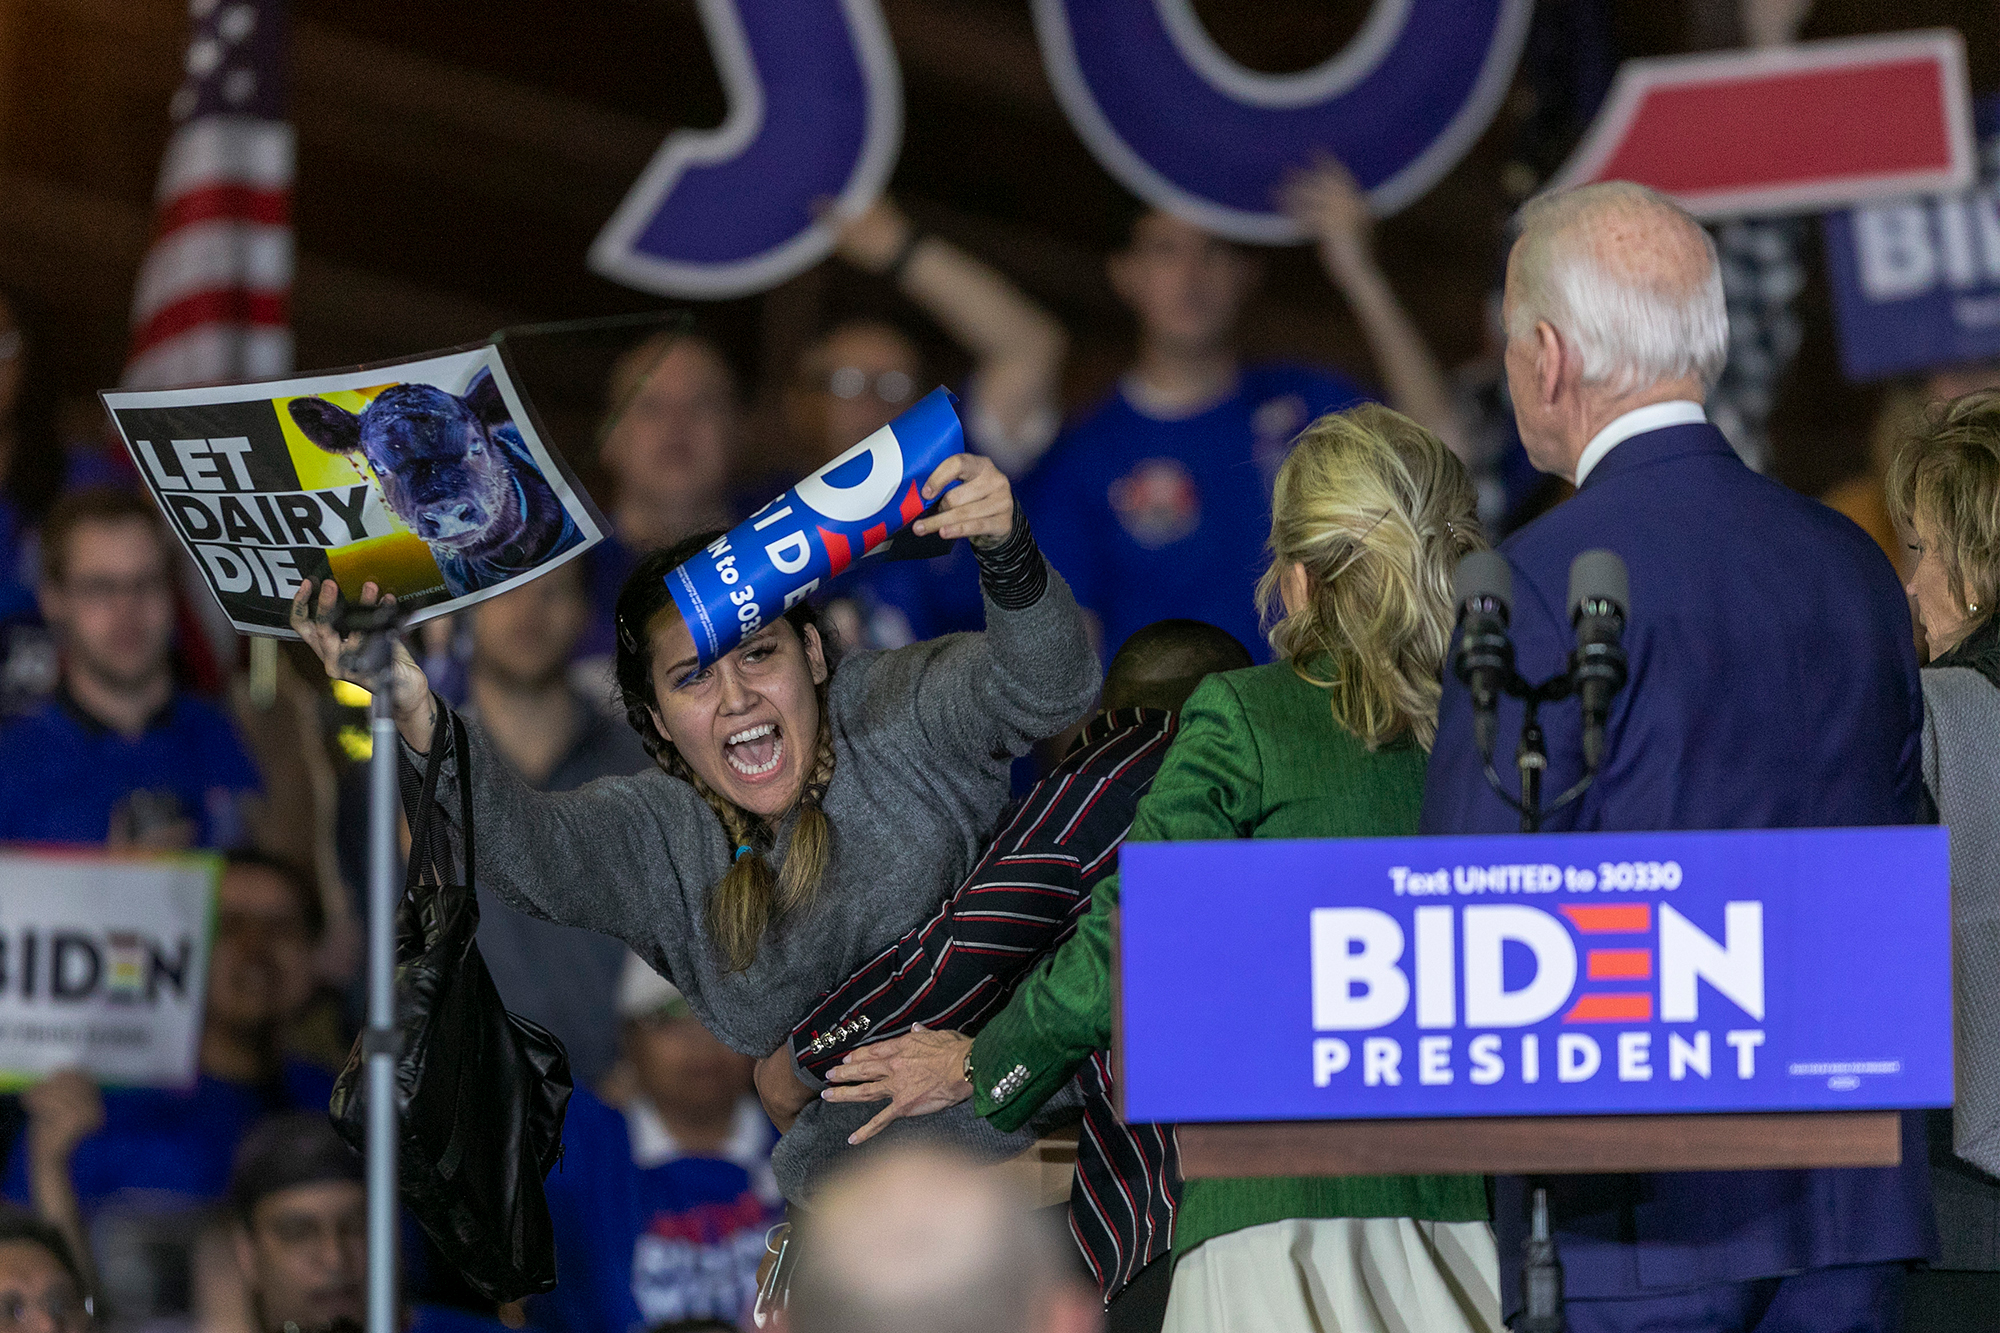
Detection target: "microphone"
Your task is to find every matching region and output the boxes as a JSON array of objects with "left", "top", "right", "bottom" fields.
[
  {"left": 1568, "top": 550, "right": 1630, "bottom": 772},
  {"left": 1452, "top": 552, "right": 1514, "bottom": 759}
]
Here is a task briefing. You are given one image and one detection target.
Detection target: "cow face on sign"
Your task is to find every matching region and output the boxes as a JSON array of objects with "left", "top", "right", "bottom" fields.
[{"left": 288, "top": 369, "right": 515, "bottom": 553}]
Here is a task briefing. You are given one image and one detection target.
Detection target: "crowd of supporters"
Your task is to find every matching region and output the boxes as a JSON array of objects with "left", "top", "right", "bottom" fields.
[{"left": 2, "top": 155, "right": 1999, "bottom": 1333}]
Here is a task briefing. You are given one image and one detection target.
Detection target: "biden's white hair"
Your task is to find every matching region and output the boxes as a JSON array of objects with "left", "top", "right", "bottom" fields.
[{"left": 1508, "top": 181, "right": 1727, "bottom": 396}]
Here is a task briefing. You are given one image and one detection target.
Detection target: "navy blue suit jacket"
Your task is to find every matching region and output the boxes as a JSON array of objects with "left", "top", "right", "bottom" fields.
[{"left": 1421, "top": 422, "right": 1936, "bottom": 1302}]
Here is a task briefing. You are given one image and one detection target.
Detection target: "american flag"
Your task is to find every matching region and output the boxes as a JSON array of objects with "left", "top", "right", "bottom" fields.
[{"left": 123, "top": 0, "right": 292, "bottom": 391}]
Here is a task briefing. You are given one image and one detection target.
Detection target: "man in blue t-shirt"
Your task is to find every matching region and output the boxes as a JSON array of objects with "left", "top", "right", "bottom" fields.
[
  {"left": 0, "top": 487, "right": 259, "bottom": 848},
  {"left": 1023, "top": 165, "right": 1470, "bottom": 662},
  {"left": 531, "top": 957, "right": 780, "bottom": 1333}
]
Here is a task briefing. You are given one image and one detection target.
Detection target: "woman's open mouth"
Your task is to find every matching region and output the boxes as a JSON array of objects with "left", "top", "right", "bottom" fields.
[{"left": 724, "top": 722, "right": 785, "bottom": 779}]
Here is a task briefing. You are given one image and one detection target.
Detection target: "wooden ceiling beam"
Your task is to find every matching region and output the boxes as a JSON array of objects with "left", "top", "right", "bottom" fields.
[
  {"left": 293, "top": 21, "right": 664, "bottom": 181},
  {"left": 881, "top": 0, "right": 1061, "bottom": 119},
  {"left": 0, "top": 170, "right": 526, "bottom": 376}
]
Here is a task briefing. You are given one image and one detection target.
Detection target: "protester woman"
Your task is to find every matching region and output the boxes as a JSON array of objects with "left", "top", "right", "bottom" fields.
[
  {"left": 1888, "top": 389, "right": 2000, "bottom": 1282},
  {"left": 289, "top": 450, "right": 1100, "bottom": 1201},
  {"left": 828, "top": 404, "right": 1498, "bottom": 1333}
]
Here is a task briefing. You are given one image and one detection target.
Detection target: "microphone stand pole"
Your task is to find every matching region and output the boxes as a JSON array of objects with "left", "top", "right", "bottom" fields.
[
  {"left": 1516, "top": 1185, "right": 1564, "bottom": 1333},
  {"left": 335, "top": 600, "right": 407, "bottom": 1333},
  {"left": 1457, "top": 548, "right": 1629, "bottom": 1333},
  {"left": 1477, "top": 672, "right": 1589, "bottom": 1329},
  {"left": 1517, "top": 702, "right": 1546, "bottom": 835},
  {"left": 1480, "top": 675, "right": 1579, "bottom": 836}
]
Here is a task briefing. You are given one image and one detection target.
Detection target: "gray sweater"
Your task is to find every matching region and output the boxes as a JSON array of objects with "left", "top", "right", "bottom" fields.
[
  {"left": 1921, "top": 664, "right": 2000, "bottom": 1269},
  {"left": 408, "top": 565, "right": 1100, "bottom": 1199}
]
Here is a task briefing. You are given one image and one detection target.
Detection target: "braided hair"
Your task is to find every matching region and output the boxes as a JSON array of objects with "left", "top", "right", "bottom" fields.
[{"left": 613, "top": 532, "right": 839, "bottom": 972}]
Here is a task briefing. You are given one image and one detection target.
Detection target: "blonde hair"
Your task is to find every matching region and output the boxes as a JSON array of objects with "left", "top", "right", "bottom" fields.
[
  {"left": 1256, "top": 405, "right": 1485, "bottom": 750},
  {"left": 1887, "top": 388, "right": 2000, "bottom": 625}
]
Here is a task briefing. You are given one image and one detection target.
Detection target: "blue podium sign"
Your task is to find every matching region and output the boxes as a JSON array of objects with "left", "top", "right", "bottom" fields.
[{"left": 1120, "top": 828, "right": 1950, "bottom": 1123}]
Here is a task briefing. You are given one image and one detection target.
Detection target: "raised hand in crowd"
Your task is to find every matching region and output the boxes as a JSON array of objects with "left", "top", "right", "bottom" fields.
[
  {"left": 1278, "top": 155, "right": 1376, "bottom": 284},
  {"left": 289, "top": 580, "right": 437, "bottom": 753},
  {"left": 1277, "top": 156, "right": 1474, "bottom": 463},
  {"left": 1742, "top": 0, "right": 1814, "bottom": 47},
  {"left": 23, "top": 1071, "right": 104, "bottom": 1180},
  {"left": 106, "top": 789, "right": 197, "bottom": 851},
  {"left": 21, "top": 1068, "right": 104, "bottom": 1292},
  {"left": 832, "top": 195, "right": 1066, "bottom": 476},
  {"left": 829, "top": 194, "right": 915, "bottom": 274}
]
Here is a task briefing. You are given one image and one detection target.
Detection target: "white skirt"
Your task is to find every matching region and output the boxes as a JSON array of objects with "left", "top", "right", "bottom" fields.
[{"left": 1160, "top": 1216, "right": 1503, "bottom": 1333}]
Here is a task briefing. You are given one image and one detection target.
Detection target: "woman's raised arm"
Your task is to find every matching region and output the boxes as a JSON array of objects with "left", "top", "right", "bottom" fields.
[
  {"left": 895, "top": 454, "right": 1102, "bottom": 755},
  {"left": 289, "top": 577, "right": 693, "bottom": 950}
]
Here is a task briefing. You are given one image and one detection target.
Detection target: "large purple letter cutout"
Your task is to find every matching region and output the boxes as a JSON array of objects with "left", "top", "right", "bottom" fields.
[
  {"left": 589, "top": 0, "right": 901, "bottom": 298},
  {"left": 1033, "top": 0, "right": 1532, "bottom": 241}
]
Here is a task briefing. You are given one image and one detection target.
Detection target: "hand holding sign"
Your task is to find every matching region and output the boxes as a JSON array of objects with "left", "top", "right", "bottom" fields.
[
  {"left": 289, "top": 579, "right": 438, "bottom": 753},
  {"left": 23, "top": 1067, "right": 105, "bottom": 1225},
  {"left": 23, "top": 1069, "right": 106, "bottom": 1165},
  {"left": 830, "top": 194, "right": 919, "bottom": 275},
  {"left": 911, "top": 451, "right": 1014, "bottom": 545},
  {"left": 1278, "top": 157, "right": 1377, "bottom": 283}
]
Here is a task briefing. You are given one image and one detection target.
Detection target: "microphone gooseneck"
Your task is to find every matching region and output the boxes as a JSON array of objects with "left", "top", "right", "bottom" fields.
[
  {"left": 1568, "top": 549, "right": 1630, "bottom": 773},
  {"left": 1452, "top": 551, "right": 1515, "bottom": 760},
  {"left": 1454, "top": 547, "right": 1633, "bottom": 833}
]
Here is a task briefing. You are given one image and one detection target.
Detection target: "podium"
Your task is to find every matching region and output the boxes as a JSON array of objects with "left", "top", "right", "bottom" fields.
[
  {"left": 1173, "top": 1110, "right": 1903, "bottom": 1179},
  {"left": 1115, "top": 828, "right": 1950, "bottom": 1173}
]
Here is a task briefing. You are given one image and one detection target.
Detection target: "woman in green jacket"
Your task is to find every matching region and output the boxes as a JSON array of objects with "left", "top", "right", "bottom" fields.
[{"left": 824, "top": 404, "right": 1497, "bottom": 1332}]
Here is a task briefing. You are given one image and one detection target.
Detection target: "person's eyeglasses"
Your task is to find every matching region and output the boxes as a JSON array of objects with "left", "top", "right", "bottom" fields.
[
  {"left": 825, "top": 367, "right": 914, "bottom": 405},
  {"left": 0, "top": 1289, "right": 94, "bottom": 1331}
]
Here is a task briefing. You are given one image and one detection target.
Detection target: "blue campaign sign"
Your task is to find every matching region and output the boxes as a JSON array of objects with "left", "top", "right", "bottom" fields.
[
  {"left": 666, "top": 387, "right": 962, "bottom": 665},
  {"left": 1033, "top": 0, "right": 1532, "bottom": 238},
  {"left": 1824, "top": 95, "right": 2000, "bottom": 381},
  {"left": 1119, "top": 827, "right": 1950, "bottom": 1123},
  {"left": 589, "top": 0, "right": 901, "bottom": 298}
]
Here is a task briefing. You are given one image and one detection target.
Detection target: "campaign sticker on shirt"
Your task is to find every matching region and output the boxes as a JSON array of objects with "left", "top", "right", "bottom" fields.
[
  {"left": 1252, "top": 393, "right": 1310, "bottom": 490},
  {"left": 1108, "top": 457, "right": 1201, "bottom": 549}
]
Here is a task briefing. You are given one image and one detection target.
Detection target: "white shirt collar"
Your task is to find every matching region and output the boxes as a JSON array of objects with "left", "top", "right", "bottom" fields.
[
  {"left": 1572, "top": 400, "right": 1707, "bottom": 487},
  {"left": 625, "top": 1094, "right": 771, "bottom": 1171}
]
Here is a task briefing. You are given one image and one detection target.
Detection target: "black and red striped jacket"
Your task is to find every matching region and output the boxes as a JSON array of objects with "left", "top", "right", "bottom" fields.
[{"left": 789, "top": 707, "right": 1180, "bottom": 1299}]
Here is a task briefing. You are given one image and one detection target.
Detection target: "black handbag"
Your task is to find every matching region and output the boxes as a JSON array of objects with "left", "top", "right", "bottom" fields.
[{"left": 330, "top": 710, "right": 573, "bottom": 1303}]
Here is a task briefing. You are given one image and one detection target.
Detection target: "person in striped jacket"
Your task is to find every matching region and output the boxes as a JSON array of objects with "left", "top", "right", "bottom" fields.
[
  {"left": 755, "top": 618, "right": 1252, "bottom": 1331},
  {"left": 807, "top": 406, "right": 1499, "bottom": 1333}
]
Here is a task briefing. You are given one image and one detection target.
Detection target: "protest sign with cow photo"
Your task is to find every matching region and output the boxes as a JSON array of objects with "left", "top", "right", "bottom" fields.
[{"left": 101, "top": 344, "right": 604, "bottom": 635}]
